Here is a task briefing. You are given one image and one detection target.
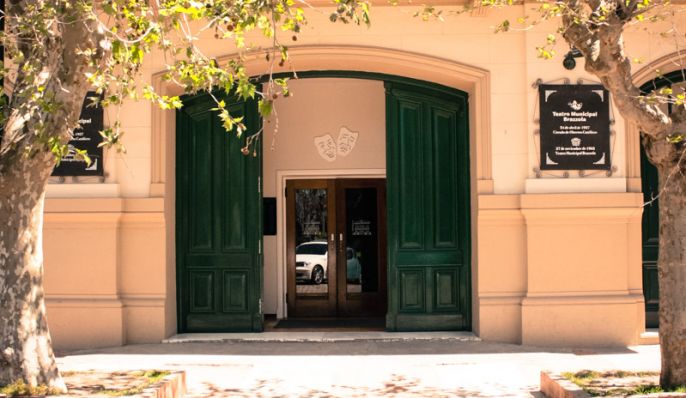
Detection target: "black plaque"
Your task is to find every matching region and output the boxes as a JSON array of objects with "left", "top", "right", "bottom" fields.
[
  {"left": 263, "top": 197, "right": 277, "bottom": 236},
  {"left": 539, "top": 84, "right": 611, "bottom": 170},
  {"left": 52, "top": 92, "right": 104, "bottom": 176}
]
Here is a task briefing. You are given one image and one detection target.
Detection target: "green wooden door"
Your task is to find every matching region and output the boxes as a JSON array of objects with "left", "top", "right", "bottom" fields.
[
  {"left": 176, "top": 92, "right": 263, "bottom": 332},
  {"left": 385, "top": 81, "right": 471, "bottom": 331}
]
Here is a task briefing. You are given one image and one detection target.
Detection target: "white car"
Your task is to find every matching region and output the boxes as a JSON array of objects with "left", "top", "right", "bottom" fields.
[
  {"left": 296, "top": 241, "right": 328, "bottom": 284},
  {"left": 295, "top": 241, "right": 363, "bottom": 285}
]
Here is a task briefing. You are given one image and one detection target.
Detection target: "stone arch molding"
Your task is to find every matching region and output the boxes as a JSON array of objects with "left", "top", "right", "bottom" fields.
[
  {"left": 626, "top": 52, "right": 686, "bottom": 192},
  {"left": 149, "top": 45, "right": 493, "bottom": 196}
]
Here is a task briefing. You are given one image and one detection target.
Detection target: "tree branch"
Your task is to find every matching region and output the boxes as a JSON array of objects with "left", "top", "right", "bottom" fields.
[{"left": 561, "top": 0, "right": 672, "bottom": 148}]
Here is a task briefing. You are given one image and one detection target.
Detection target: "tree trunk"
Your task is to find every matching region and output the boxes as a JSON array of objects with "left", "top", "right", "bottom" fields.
[
  {"left": 657, "top": 159, "right": 686, "bottom": 388},
  {"left": 0, "top": 148, "right": 65, "bottom": 392},
  {"left": 0, "top": 3, "right": 103, "bottom": 388}
]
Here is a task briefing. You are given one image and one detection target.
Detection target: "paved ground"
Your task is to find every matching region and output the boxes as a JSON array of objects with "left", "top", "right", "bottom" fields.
[{"left": 56, "top": 336, "right": 661, "bottom": 397}]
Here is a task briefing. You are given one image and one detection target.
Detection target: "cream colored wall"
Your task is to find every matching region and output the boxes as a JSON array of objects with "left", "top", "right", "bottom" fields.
[
  {"left": 45, "top": 5, "right": 686, "bottom": 198},
  {"left": 39, "top": 5, "right": 686, "bottom": 348},
  {"left": 43, "top": 199, "right": 168, "bottom": 350},
  {"left": 262, "top": 78, "right": 386, "bottom": 314},
  {"left": 520, "top": 193, "right": 645, "bottom": 346},
  {"left": 262, "top": 78, "right": 386, "bottom": 196}
]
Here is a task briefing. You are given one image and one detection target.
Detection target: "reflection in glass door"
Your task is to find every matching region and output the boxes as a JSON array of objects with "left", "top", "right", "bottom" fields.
[
  {"left": 286, "top": 178, "right": 387, "bottom": 318},
  {"left": 336, "top": 179, "right": 387, "bottom": 317},
  {"left": 287, "top": 180, "right": 337, "bottom": 317},
  {"left": 295, "top": 188, "right": 329, "bottom": 293}
]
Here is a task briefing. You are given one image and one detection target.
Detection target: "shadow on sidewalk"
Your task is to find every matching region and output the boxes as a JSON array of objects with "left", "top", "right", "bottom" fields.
[
  {"left": 57, "top": 339, "right": 640, "bottom": 358},
  {"left": 187, "top": 374, "right": 545, "bottom": 398}
]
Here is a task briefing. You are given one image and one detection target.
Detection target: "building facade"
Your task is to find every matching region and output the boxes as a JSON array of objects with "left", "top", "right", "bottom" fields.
[{"left": 42, "top": 4, "right": 684, "bottom": 349}]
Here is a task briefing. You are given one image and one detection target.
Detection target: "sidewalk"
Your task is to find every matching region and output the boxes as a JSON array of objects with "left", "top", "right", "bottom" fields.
[{"left": 56, "top": 335, "right": 661, "bottom": 397}]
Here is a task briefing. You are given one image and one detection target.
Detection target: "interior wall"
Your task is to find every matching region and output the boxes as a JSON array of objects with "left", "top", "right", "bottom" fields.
[{"left": 262, "top": 78, "right": 386, "bottom": 314}]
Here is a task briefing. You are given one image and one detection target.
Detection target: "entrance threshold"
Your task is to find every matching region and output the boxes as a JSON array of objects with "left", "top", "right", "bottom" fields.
[
  {"left": 163, "top": 331, "right": 479, "bottom": 344},
  {"left": 268, "top": 317, "right": 385, "bottom": 331}
]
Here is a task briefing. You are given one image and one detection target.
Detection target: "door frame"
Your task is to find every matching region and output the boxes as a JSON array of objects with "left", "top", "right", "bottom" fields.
[
  {"left": 276, "top": 169, "right": 385, "bottom": 319},
  {"left": 286, "top": 178, "right": 338, "bottom": 317},
  {"left": 284, "top": 177, "right": 388, "bottom": 318}
]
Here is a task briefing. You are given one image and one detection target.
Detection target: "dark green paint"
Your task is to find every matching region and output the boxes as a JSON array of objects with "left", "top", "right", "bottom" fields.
[
  {"left": 176, "top": 92, "right": 263, "bottom": 332},
  {"left": 385, "top": 82, "right": 471, "bottom": 331}
]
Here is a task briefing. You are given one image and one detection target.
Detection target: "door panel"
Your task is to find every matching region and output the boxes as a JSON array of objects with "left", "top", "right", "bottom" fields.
[
  {"left": 177, "top": 92, "right": 262, "bottom": 332},
  {"left": 434, "top": 269, "right": 459, "bottom": 311},
  {"left": 399, "top": 269, "right": 424, "bottom": 311},
  {"left": 396, "top": 100, "right": 425, "bottom": 251},
  {"left": 431, "top": 107, "right": 460, "bottom": 249},
  {"left": 386, "top": 82, "right": 471, "bottom": 331}
]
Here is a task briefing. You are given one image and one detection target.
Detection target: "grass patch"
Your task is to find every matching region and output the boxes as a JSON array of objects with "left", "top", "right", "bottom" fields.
[
  {"left": 1, "top": 370, "right": 173, "bottom": 397},
  {"left": 562, "top": 370, "right": 601, "bottom": 385},
  {"left": 0, "top": 379, "right": 62, "bottom": 397},
  {"left": 138, "top": 370, "right": 170, "bottom": 383},
  {"left": 96, "top": 370, "right": 171, "bottom": 397},
  {"left": 562, "top": 370, "right": 686, "bottom": 396}
]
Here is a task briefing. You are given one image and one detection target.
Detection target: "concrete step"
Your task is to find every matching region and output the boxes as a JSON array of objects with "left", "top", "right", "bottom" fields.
[
  {"left": 639, "top": 329, "right": 659, "bottom": 345},
  {"left": 163, "top": 331, "right": 481, "bottom": 343}
]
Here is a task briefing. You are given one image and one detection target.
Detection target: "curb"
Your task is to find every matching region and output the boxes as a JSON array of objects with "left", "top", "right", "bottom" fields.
[
  {"left": 140, "top": 371, "right": 186, "bottom": 398},
  {"left": 540, "top": 371, "right": 686, "bottom": 398},
  {"left": 540, "top": 371, "right": 591, "bottom": 398}
]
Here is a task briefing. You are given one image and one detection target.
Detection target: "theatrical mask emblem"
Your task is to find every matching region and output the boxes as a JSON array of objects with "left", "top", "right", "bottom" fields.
[
  {"left": 314, "top": 135, "right": 337, "bottom": 162},
  {"left": 314, "top": 126, "right": 359, "bottom": 162}
]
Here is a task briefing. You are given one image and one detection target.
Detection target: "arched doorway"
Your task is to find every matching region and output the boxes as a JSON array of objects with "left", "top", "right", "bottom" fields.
[{"left": 175, "top": 73, "right": 472, "bottom": 332}]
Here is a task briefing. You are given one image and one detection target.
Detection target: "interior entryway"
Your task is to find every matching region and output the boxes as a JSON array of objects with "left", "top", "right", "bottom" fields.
[{"left": 286, "top": 178, "right": 387, "bottom": 318}]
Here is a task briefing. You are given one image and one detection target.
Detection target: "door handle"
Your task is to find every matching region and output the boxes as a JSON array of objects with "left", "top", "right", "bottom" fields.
[{"left": 339, "top": 233, "right": 344, "bottom": 253}]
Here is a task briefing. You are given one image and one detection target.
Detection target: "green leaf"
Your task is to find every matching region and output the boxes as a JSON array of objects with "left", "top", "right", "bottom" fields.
[
  {"left": 238, "top": 82, "right": 256, "bottom": 100},
  {"left": 258, "top": 99, "right": 274, "bottom": 117},
  {"left": 75, "top": 148, "right": 92, "bottom": 166},
  {"left": 667, "top": 134, "right": 684, "bottom": 144}
]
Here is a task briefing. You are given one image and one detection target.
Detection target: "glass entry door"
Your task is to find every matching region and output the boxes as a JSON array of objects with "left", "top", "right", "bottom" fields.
[{"left": 286, "top": 178, "right": 387, "bottom": 318}]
